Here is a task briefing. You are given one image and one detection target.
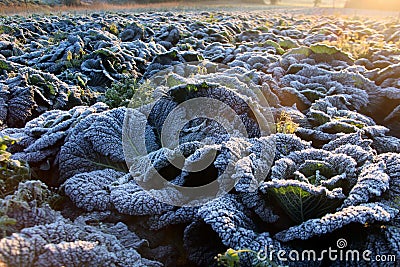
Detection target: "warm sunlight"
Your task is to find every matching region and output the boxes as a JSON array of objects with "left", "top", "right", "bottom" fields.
[{"left": 345, "top": 0, "right": 400, "bottom": 10}]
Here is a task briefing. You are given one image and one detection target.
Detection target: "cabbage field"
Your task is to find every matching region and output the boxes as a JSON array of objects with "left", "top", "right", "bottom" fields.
[{"left": 0, "top": 7, "right": 399, "bottom": 267}]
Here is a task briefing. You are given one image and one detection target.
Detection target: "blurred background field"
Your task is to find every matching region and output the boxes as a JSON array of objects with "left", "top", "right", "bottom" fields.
[
  {"left": 0, "top": 0, "right": 329, "bottom": 8},
  {"left": 0, "top": 0, "right": 399, "bottom": 18}
]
